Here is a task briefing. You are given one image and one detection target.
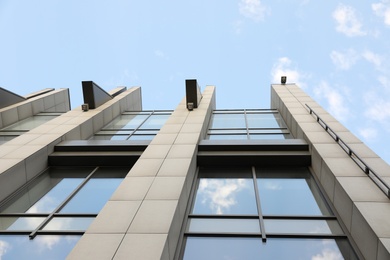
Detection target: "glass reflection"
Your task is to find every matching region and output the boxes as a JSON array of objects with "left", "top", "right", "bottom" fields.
[
  {"left": 89, "top": 134, "right": 128, "bottom": 141},
  {"left": 104, "top": 114, "right": 148, "bottom": 129},
  {"left": 192, "top": 178, "right": 257, "bottom": 215},
  {"left": 60, "top": 178, "right": 123, "bottom": 213},
  {"left": 1, "top": 115, "right": 58, "bottom": 131},
  {"left": 0, "top": 168, "right": 92, "bottom": 213},
  {"left": 188, "top": 218, "right": 260, "bottom": 233},
  {"left": 0, "top": 235, "right": 81, "bottom": 259},
  {"left": 0, "top": 217, "right": 45, "bottom": 230},
  {"left": 264, "top": 219, "right": 343, "bottom": 235},
  {"left": 139, "top": 114, "right": 170, "bottom": 129},
  {"left": 209, "top": 114, "right": 246, "bottom": 129},
  {"left": 257, "top": 171, "right": 331, "bottom": 215},
  {"left": 249, "top": 134, "right": 287, "bottom": 140},
  {"left": 246, "top": 113, "right": 284, "bottom": 128},
  {"left": 207, "top": 135, "right": 248, "bottom": 140},
  {"left": 183, "top": 237, "right": 357, "bottom": 260},
  {"left": 43, "top": 217, "right": 94, "bottom": 231}
]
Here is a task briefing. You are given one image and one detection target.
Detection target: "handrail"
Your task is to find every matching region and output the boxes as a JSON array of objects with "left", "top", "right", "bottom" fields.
[{"left": 305, "top": 104, "right": 390, "bottom": 198}]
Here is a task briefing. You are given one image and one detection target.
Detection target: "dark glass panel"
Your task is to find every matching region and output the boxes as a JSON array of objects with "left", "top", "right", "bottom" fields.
[
  {"left": 43, "top": 217, "right": 94, "bottom": 231},
  {"left": 91, "top": 167, "right": 129, "bottom": 178},
  {"left": 188, "top": 218, "right": 260, "bottom": 233},
  {"left": 0, "top": 235, "right": 81, "bottom": 259}
]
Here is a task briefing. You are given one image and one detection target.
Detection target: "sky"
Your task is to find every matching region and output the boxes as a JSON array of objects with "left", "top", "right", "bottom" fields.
[{"left": 0, "top": 0, "right": 389, "bottom": 164}]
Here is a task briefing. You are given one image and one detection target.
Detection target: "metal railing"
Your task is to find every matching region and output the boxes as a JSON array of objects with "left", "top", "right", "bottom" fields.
[{"left": 305, "top": 104, "right": 390, "bottom": 198}]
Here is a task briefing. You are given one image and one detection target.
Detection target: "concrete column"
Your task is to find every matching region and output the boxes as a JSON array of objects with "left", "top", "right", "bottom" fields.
[
  {"left": 0, "top": 88, "right": 141, "bottom": 202},
  {"left": 271, "top": 84, "right": 390, "bottom": 260},
  {"left": 67, "top": 86, "right": 216, "bottom": 260}
]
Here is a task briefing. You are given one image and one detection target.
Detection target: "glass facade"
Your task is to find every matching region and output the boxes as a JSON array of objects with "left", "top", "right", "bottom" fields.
[
  {"left": 0, "top": 166, "right": 129, "bottom": 259},
  {"left": 90, "top": 110, "right": 172, "bottom": 141},
  {"left": 181, "top": 167, "right": 358, "bottom": 259},
  {"left": 207, "top": 110, "right": 291, "bottom": 140},
  {"left": 0, "top": 113, "right": 62, "bottom": 145}
]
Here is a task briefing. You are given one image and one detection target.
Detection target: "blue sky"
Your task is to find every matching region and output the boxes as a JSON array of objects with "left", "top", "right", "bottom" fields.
[{"left": 1, "top": 0, "right": 389, "bottom": 164}]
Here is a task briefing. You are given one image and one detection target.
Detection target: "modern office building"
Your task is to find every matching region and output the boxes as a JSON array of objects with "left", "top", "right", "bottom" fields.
[{"left": 0, "top": 79, "right": 389, "bottom": 259}]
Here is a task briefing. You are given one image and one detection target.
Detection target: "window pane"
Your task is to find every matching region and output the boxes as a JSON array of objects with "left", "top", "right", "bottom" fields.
[
  {"left": 0, "top": 168, "right": 93, "bottom": 213},
  {"left": 60, "top": 178, "right": 123, "bottom": 213},
  {"left": 208, "top": 129, "right": 247, "bottom": 134},
  {"left": 139, "top": 114, "right": 170, "bottom": 129},
  {"left": 183, "top": 237, "right": 262, "bottom": 260},
  {"left": 249, "top": 134, "right": 287, "bottom": 140},
  {"left": 207, "top": 134, "right": 248, "bottom": 140},
  {"left": 249, "top": 129, "right": 287, "bottom": 134},
  {"left": 209, "top": 114, "right": 246, "bottom": 129},
  {"left": 0, "top": 235, "right": 81, "bottom": 259},
  {"left": 257, "top": 169, "right": 331, "bottom": 215},
  {"left": 43, "top": 217, "right": 95, "bottom": 231},
  {"left": 89, "top": 134, "right": 129, "bottom": 140},
  {"left": 264, "top": 219, "right": 343, "bottom": 234},
  {"left": 104, "top": 114, "right": 148, "bottom": 129},
  {"left": 183, "top": 237, "right": 357, "bottom": 260},
  {"left": 246, "top": 113, "right": 285, "bottom": 128},
  {"left": 192, "top": 178, "right": 257, "bottom": 215},
  {"left": 1, "top": 115, "right": 58, "bottom": 131},
  {"left": 188, "top": 218, "right": 260, "bottom": 233},
  {"left": 0, "top": 217, "right": 45, "bottom": 230}
]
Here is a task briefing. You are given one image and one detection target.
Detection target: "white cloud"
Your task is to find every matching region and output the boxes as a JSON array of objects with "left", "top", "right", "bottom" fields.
[
  {"left": 199, "top": 179, "right": 248, "bottom": 214},
  {"left": 312, "top": 248, "right": 343, "bottom": 260},
  {"left": 362, "top": 50, "right": 383, "bottom": 68},
  {"left": 330, "top": 49, "right": 384, "bottom": 71},
  {"left": 0, "top": 240, "right": 10, "bottom": 260},
  {"left": 359, "top": 127, "right": 378, "bottom": 140},
  {"left": 264, "top": 181, "right": 282, "bottom": 190},
  {"left": 271, "top": 57, "right": 308, "bottom": 88},
  {"left": 330, "top": 49, "right": 358, "bottom": 70},
  {"left": 332, "top": 4, "right": 366, "bottom": 37},
  {"left": 239, "top": 0, "right": 268, "bottom": 22},
  {"left": 364, "top": 94, "right": 390, "bottom": 122},
  {"left": 313, "top": 81, "right": 350, "bottom": 121},
  {"left": 154, "top": 50, "right": 168, "bottom": 60},
  {"left": 378, "top": 75, "right": 390, "bottom": 91},
  {"left": 372, "top": 1, "right": 390, "bottom": 26},
  {"left": 233, "top": 20, "right": 244, "bottom": 34}
]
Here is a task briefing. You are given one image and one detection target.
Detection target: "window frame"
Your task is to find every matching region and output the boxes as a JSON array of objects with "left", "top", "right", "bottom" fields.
[
  {"left": 90, "top": 110, "right": 172, "bottom": 141},
  {"left": 206, "top": 109, "right": 292, "bottom": 140},
  {"left": 0, "top": 166, "right": 129, "bottom": 239},
  {"left": 176, "top": 166, "right": 359, "bottom": 260}
]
